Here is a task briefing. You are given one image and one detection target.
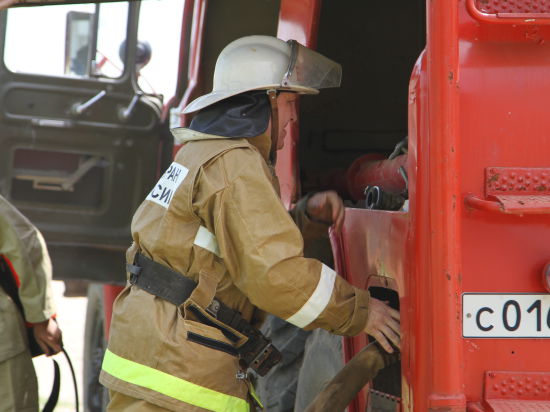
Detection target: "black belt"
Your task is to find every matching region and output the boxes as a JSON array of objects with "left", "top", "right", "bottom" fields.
[{"left": 126, "top": 253, "right": 281, "bottom": 376}]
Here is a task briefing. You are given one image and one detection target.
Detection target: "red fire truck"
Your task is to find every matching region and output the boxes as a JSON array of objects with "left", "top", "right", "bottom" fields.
[{"left": 1, "top": 0, "right": 550, "bottom": 411}]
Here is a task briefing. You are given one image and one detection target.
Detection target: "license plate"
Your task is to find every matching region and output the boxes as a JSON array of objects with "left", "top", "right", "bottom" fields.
[{"left": 463, "top": 293, "right": 550, "bottom": 338}]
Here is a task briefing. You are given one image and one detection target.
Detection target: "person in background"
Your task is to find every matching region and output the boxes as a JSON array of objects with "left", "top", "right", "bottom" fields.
[{"left": 0, "top": 194, "right": 63, "bottom": 412}]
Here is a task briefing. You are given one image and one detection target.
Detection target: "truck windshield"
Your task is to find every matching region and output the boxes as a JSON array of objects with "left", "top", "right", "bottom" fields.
[
  {"left": 3, "top": 0, "right": 185, "bottom": 102},
  {"left": 4, "top": 2, "right": 129, "bottom": 79},
  {"left": 136, "top": 0, "right": 185, "bottom": 100}
]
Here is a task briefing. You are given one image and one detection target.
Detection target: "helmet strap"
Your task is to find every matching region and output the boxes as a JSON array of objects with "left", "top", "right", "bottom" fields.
[{"left": 267, "top": 89, "right": 278, "bottom": 164}]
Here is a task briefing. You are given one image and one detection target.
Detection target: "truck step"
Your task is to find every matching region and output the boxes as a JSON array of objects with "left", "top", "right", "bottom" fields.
[
  {"left": 486, "top": 399, "right": 550, "bottom": 411},
  {"left": 483, "top": 371, "right": 550, "bottom": 411}
]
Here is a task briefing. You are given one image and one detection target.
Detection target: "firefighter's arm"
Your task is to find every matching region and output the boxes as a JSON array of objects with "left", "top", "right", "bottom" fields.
[
  {"left": 0, "top": 197, "right": 56, "bottom": 324},
  {"left": 33, "top": 318, "right": 63, "bottom": 356},
  {"left": 300, "top": 192, "right": 400, "bottom": 351},
  {"left": 303, "top": 190, "right": 400, "bottom": 351},
  {"left": 304, "top": 190, "right": 345, "bottom": 234},
  {"left": 289, "top": 191, "right": 344, "bottom": 239},
  {"left": 197, "top": 149, "right": 369, "bottom": 336}
]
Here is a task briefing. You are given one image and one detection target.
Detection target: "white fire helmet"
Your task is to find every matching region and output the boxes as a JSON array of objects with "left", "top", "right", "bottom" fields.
[{"left": 182, "top": 35, "right": 342, "bottom": 114}]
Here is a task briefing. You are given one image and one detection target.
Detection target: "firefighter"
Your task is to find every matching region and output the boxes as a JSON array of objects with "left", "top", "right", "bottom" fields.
[
  {"left": 100, "top": 35, "right": 400, "bottom": 411},
  {"left": 0, "top": 195, "right": 63, "bottom": 412}
]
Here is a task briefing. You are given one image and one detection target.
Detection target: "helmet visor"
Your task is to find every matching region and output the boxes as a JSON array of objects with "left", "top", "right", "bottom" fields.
[{"left": 282, "top": 40, "right": 342, "bottom": 90}]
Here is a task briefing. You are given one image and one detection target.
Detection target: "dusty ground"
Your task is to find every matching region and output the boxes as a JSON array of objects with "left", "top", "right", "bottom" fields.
[{"left": 33, "top": 280, "right": 86, "bottom": 411}]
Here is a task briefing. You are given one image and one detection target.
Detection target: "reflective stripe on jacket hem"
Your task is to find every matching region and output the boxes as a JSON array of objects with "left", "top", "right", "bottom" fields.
[
  {"left": 101, "top": 349, "right": 249, "bottom": 412},
  {"left": 285, "top": 264, "right": 336, "bottom": 328}
]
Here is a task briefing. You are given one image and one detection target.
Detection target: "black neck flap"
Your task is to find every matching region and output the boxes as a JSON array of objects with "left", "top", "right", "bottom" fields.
[{"left": 189, "top": 91, "right": 271, "bottom": 138}]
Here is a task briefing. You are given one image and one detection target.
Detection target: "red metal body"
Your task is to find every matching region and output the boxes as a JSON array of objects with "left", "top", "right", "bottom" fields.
[
  {"left": 310, "top": 153, "right": 407, "bottom": 201},
  {"left": 316, "top": 154, "right": 408, "bottom": 202},
  {"left": 330, "top": 210, "right": 407, "bottom": 412},
  {"left": 278, "top": 0, "right": 550, "bottom": 411},
  {"left": 459, "top": 0, "right": 550, "bottom": 409},
  {"left": 346, "top": 154, "right": 408, "bottom": 201},
  {"left": 103, "top": 284, "right": 124, "bottom": 340}
]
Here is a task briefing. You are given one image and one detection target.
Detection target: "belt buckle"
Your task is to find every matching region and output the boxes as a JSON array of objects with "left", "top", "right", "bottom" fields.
[
  {"left": 206, "top": 299, "right": 221, "bottom": 317},
  {"left": 251, "top": 342, "right": 273, "bottom": 367},
  {"left": 249, "top": 342, "right": 281, "bottom": 376},
  {"left": 126, "top": 263, "right": 142, "bottom": 285}
]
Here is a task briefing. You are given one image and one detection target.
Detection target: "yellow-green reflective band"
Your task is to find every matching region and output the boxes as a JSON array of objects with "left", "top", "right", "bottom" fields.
[
  {"left": 248, "top": 380, "right": 264, "bottom": 410},
  {"left": 102, "top": 349, "right": 249, "bottom": 412}
]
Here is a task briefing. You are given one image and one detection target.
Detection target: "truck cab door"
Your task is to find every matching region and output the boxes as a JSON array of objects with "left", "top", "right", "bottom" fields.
[{"left": 0, "top": 1, "right": 171, "bottom": 283}]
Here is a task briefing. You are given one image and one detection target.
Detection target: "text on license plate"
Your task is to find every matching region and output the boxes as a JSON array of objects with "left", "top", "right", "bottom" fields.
[{"left": 463, "top": 294, "right": 550, "bottom": 338}]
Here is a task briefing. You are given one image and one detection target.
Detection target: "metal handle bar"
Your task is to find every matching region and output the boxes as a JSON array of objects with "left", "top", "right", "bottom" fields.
[
  {"left": 119, "top": 92, "right": 143, "bottom": 121},
  {"left": 465, "top": 194, "right": 550, "bottom": 215},
  {"left": 72, "top": 90, "right": 107, "bottom": 115}
]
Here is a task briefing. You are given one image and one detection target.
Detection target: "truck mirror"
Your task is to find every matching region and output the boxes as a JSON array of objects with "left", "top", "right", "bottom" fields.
[
  {"left": 65, "top": 11, "right": 94, "bottom": 76},
  {"left": 118, "top": 39, "right": 153, "bottom": 73}
]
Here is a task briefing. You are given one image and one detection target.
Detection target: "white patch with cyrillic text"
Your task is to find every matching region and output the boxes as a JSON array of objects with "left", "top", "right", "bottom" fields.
[{"left": 146, "top": 162, "right": 189, "bottom": 208}]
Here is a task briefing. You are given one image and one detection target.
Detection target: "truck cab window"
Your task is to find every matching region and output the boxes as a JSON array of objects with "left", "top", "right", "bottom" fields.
[
  {"left": 4, "top": 2, "right": 129, "bottom": 79},
  {"left": 136, "top": 0, "right": 185, "bottom": 101}
]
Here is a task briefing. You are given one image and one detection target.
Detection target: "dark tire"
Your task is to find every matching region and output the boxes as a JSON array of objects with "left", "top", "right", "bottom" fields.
[{"left": 83, "top": 284, "right": 109, "bottom": 412}]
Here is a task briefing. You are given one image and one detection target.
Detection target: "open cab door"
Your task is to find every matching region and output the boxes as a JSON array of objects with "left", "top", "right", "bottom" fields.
[{"left": 0, "top": 1, "right": 175, "bottom": 283}]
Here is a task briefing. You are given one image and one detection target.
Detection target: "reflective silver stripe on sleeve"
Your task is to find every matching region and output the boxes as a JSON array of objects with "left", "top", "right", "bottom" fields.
[
  {"left": 193, "top": 226, "right": 221, "bottom": 257},
  {"left": 285, "top": 264, "right": 336, "bottom": 328}
]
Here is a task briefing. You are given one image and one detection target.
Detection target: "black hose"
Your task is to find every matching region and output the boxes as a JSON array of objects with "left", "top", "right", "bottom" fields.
[
  {"left": 41, "top": 360, "right": 60, "bottom": 412},
  {"left": 62, "top": 347, "right": 80, "bottom": 412}
]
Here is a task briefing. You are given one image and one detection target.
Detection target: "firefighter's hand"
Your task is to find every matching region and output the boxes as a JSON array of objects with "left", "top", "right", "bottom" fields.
[
  {"left": 33, "top": 318, "right": 63, "bottom": 356},
  {"left": 306, "top": 190, "right": 345, "bottom": 234},
  {"left": 364, "top": 298, "right": 400, "bottom": 353}
]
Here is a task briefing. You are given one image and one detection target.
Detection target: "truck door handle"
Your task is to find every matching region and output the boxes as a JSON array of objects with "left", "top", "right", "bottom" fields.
[
  {"left": 72, "top": 90, "right": 107, "bottom": 115},
  {"left": 465, "top": 194, "right": 550, "bottom": 215},
  {"left": 467, "top": 167, "right": 550, "bottom": 215},
  {"left": 119, "top": 92, "right": 143, "bottom": 121}
]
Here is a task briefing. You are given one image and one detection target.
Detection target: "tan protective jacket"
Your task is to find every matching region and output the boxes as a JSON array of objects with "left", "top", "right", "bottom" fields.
[
  {"left": 0, "top": 195, "right": 55, "bottom": 362},
  {"left": 100, "top": 131, "right": 370, "bottom": 412}
]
